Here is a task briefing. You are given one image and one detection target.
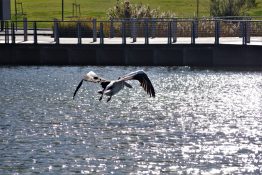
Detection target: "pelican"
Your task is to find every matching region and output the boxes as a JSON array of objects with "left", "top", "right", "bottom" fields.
[{"left": 73, "top": 70, "right": 155, "bottom": 102}]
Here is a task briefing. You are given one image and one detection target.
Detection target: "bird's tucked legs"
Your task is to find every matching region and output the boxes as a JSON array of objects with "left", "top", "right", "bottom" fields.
[{"left": 107, "top": 96, "right": 112, "bottom": 102}]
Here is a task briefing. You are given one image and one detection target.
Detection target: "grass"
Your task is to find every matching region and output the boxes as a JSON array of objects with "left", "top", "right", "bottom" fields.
[
  {"left": 248, "top": 1, "right": 262, "bottom": 16},
  {"left": 10, "top": 0, "right": 262, "bottom": 28},
  {"left": 11, "top": 0, "right": 262, "bottom": 21}
]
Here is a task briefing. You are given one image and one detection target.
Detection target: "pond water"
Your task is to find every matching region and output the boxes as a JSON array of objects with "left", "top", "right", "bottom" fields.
[{"left": 1, "top": 66, "right": 262, "bottom": 174}]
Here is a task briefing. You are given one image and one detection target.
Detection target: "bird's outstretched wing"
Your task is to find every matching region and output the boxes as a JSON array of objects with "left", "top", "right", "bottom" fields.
[
  {"left": 73, "top": 71, "right": 110, "bottom": 99},
  {"left": 73, "top": 79, "right": 84, "bottom": 99},
  {"left": 120, "top": 70, "right": 155, "bottom": 97}
]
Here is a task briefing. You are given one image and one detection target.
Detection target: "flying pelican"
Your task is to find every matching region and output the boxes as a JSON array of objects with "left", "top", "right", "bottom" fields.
[{"left": 73, "top": 70, "right": 155, "bottom": 102}]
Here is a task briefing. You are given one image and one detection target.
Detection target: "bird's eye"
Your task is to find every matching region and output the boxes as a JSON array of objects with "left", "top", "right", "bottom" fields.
[{"left": 94, "top": 77, "right": 98, "bottom": 80}]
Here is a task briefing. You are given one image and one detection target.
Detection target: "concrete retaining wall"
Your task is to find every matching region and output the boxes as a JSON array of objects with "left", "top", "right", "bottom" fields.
[{"left": 0, "top": 44, "right": 261, "bottom": 67}]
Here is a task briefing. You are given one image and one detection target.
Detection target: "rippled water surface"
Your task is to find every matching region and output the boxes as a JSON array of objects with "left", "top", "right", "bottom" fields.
[{"left": 1, "top": 66, "right": 262, "bottom": 174}]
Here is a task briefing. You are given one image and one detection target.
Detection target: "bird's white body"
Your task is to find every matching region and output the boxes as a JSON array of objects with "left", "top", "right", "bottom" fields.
[
  {"left": 104, "top": 81, "right": 124, "bottom": 96},
  {"left": 101, "top": 80, "right": 133, "bottom": 101}
]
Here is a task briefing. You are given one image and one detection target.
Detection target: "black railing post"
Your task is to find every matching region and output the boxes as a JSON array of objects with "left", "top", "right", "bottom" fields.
[
  {"left": 5, "top": 21, "right": 9, "bottom": 44},
  {"left": 151, "top": 18, "right": 156, "bottom": 39},
  {"left": 110, "top": 19, "right": 114, "bottom": 38},
  {"left": 54, "top": 19, "right": 59, "bottom": 44},
  {"left": 239, "top": 21, "right": 243, "bottom": 38},
  {"left": 242, "top": 21, "right": 247, "bottom": 45},
  {"left": 145, "top": 19, "right": 149, "bottom": 44},
  {"left": 122, "top": 20, "right": 126, "bottom": 45},
  {"left": 241, "top": 21, "right": 244, "bottom": 45},
  {"left": 191, "top": 20, "right": 196, "bottom": 44},
  {"left": 172, "top": 19, "right": 177, "bottom": 43},
  {"left": 168, "top": 21, "right": 172, "bottom": 44},
  {"left": 246, "top": 20, "right": 250, "bottom": 44},
  {"left": 195, "top": 19, "right": 198, "bottom": 38},
  {"left": 100, "top": 22, "right": 104, "bottom": 44},
  {"left": 33, "top": 21, "right": 37, "bottom": 44},
  {"left": 23, "top": 18, "right": 28, "bottom": 41},
  {"left": 1, "top": 20, "right": 4, "bottom": 31},
  {"left": 93, "top": 19, "right": 97, "bottom": 42},
  {"left": 11, "top": 22, "right": 15, "bottom": 44},
  {"left": 77, "top": 22, "right": 82, "bottom": 44},
  {"left": 215, "top": 20, "right": 220, "bottom": 45},
  {"left": 132, "top": 18, "right": 137, "bottom": 42}
]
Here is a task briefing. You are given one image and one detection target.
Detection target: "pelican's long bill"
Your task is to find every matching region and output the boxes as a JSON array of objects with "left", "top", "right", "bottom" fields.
[{"left": 73, "top": 79, "right": 84, "bottom": 99}]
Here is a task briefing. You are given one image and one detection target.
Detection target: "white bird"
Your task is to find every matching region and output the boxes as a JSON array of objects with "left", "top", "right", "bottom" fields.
[{"left": 73, "top": 70, "right": 155, "bottom": 102}]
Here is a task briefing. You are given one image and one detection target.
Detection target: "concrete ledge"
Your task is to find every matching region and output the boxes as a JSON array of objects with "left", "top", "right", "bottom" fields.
[
  {"left": 0, "top": 44, "right": 261, "bottom": 67},
  {"left": 154, "top": 49, "right": 183, "bottom": 66},
  {"left": 41, "top": 47, "right": 69, "bottom": 65},
  {"left": 184, "top": 47, "right": 213, "bottom": 66},
  {"left": 213, "top": 46, "right": 262, "bottom": 67},
  {"left": 126, "top": 48, "right": 154, "bottom": 66},
  {"left": 69, "top": 48, "right": 96, "bottom": 65},
  {"left": 97, "top": 48, "right": 125, "bottom": 65}
]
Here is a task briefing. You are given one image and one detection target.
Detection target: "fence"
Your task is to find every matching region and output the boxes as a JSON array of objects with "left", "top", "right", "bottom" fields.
[{"left": 0, "top": 18, "right": 262, "bottom": 45}]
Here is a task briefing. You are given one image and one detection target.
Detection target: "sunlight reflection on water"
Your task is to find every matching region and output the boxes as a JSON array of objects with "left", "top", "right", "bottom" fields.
[{"left": 0, "top": 66, "right": 262, "bottom": 174}]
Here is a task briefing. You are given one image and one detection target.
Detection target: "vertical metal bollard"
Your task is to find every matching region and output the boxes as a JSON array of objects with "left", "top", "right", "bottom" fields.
[
  {"left": 122, "top": 20, "right": 126, "bottom": 45},
  {"left": 195, "top": 19, "right": 198, "bottom": 38},
  {"left": 11, "top": 22, "right": 15, "bottom": 44},
  {"left": 132, "top": 18, "right": 136, "bottom": 43},
  {"left": 93, "top": 19, "right": 97, "bottom": 42},
  {"left": 168, "top": 21, "right": 172, "bottom": 44},
  {"left": 239, "top": 21, "right": 243, "bottom": 38},
  {"left": 246, "top": 20, "right": 250, "bottom": 43},
  {"left": 54, "top": 19, "right": 59, "bottom": 44},
  {"left": 0, "top": 20, "right": 4, "bottom": 31},
  {"left": 172, "top": 19, "right": 177, "bottom": 43},
  {"left": 191, "top": 21, "right": 196, "bottom": 44},
  {"left": 100, "top": 22, "right": 104, "bottom": 44},
  {"left": 5, "top": 21, "right": 9, "bottom": 44},
  {"left": 215, "top": 20, "right": 220, "bottom": 45},
  {"left": 241, "top": 21, "right": 244, "bottom": 45},
  {"left": 4, "top": 21, "right": 6, "bottom": 42},
  {"left": 145, "top": 19, "right": 149, "bottom": 44},
  {"left": 151, "top": 18, "right": 156, "bottom": 39},
  {"left": 242, "top": 21, "right": 247, "bottom": 45},
  {"left": 110, "top": 19, "right": 114, "bottom": 38},
  {"left": 53, "top": 19, "right": 56, "bottom": 42},
  {"left": 33, "top": 22, "right": 37, "bottom": 44},
  {"left": 77, "top": 22, "right": 82, "bottom": 44},
  {"left": 23, "top": 18, "right": 28, "bottom": 41}
]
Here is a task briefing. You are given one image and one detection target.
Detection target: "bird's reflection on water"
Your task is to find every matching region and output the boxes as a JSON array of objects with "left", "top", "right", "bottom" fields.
[{"left": 0, "top": 66, "right": 262, "bottom": 174}]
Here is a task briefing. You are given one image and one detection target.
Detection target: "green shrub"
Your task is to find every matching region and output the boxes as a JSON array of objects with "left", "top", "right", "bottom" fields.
[
  {"left": 107, "top": 0, "right": 176, "bottom": 19},
  {"left": 55, "top": 18, "right": 94, "bottom": 37},
  {"left": 210, "top": 0, "right": 257, "bottom": 17}
]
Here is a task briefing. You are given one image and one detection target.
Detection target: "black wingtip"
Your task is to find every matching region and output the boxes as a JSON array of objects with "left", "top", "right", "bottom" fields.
[
  {"left": 152, "top": 92, "right": 156, "bottom": 98},
  {"left": 73, "top": 79, "right": 84, "bottom": 99},
  {"left": 152, "top": 88, "right": 156, "bottom": 98}
]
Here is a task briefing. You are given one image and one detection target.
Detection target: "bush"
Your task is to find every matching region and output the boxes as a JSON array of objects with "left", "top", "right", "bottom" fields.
[
  {"left": 105, "top": 0, "right": 176, "bottom": 38},
  {"left": 107, "top": 0, "right": 176, "bottom": 19},
  {"left": 55, "top": 18, "right": 94, "bottom": 37},
  {"left": 210, "top": 0, "right": 257, "bottom": 17}
]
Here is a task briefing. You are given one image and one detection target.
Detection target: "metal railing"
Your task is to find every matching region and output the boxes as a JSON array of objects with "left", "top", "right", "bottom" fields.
[{"left": 0, "top": 18, "right": 261, "bottom": 45}]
